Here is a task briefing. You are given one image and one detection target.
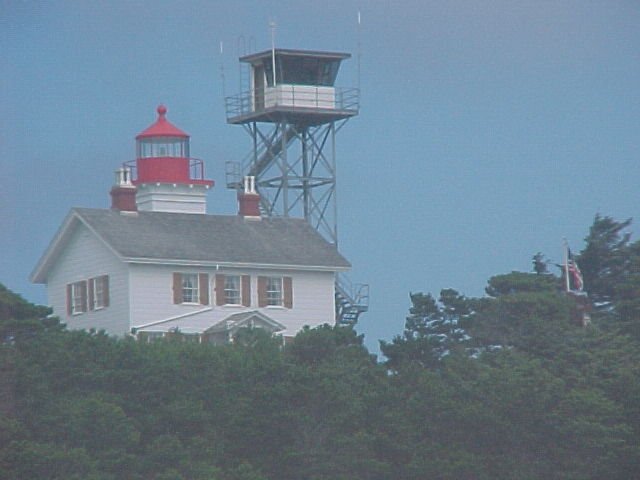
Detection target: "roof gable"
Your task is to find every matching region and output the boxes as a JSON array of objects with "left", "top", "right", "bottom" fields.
[
  {"left": 134, "top": 309, "right": 285, "bottom": 335},
  {"left": 30, "top": 210, "right": 122, "bottom": 283},
  {"left": 204, "top": 310, "right": 286, "bottom": 334}
]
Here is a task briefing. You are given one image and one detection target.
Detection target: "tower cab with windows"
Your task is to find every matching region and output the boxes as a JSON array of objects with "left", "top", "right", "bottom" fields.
[{"left": 226, "top": 49, "right": 359, "bottom": 125}]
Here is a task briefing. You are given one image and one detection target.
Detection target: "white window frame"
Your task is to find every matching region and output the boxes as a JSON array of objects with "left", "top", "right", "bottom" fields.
[
  {"left": 70, "top": 281, "right": 87, "bottom": 315},
  {"left": 90, "top": 276, "right": 107, "bottom": 310},
  {"left": 181, "top": 273, "right": 199, "bottom": 304},
  {"left": 143, "top": 332, "right": 165, "bottom": 343},
  {"left": 265, "top": 277, "right": 283, "bottom": 307},
  {"left": 224, "top": 275, "right": 242, "bottom": 305}
]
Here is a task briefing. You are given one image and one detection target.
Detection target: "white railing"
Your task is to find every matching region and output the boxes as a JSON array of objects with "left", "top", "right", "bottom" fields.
[{"left": 225, "top": 86, "right": 359, "bottom": 119}]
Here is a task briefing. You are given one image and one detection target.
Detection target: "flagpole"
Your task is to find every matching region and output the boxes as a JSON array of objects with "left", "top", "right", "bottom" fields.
[{"left": 563, "top": 238, "right": 570, "bottom": 292}]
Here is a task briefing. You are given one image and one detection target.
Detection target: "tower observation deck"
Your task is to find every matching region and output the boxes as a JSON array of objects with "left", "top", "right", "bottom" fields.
[{"left": 225, "top": 48, "right": 368, "bottom": 325}]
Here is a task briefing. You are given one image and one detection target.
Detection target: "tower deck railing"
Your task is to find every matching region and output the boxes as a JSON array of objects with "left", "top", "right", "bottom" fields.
[
  {"left": 123, "top": 158, "right": 209, "bottom": 183},
  {"left": 225, "top": 86, "right": 359, "bottom": 120}
]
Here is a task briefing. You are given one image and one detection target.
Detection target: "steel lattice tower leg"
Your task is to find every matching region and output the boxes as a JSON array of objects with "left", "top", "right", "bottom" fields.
[{"left": 230, "top": 118, "right": 347, "bottom": 246}]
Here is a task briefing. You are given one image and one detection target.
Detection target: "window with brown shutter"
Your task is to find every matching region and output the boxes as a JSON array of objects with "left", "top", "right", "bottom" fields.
[
  {"left": 88, "top": 277, "right": 95, "bottom": 311},
  {"left": 173, "top": 273, "right": 182, "bottom": 304},
  {"left": 257, "top": 276, "right": 291, "bottom": 308},
  {"left": 103, "top": 276, "right": 110, "bottom": 307},
  {"left": 79, "top": 282, "right": 87, "bottom": 312},
  {"left": 66, "top": 284, "right": 72, "bottom": 315},
  {"left": 283, "top": 276, "right": 293, "bottom": 309},
  {"left": 242, "top": 275, "right": 251, "bottom": 306},
  {"left": 199, "top": 273, "right": 209, "bottom": 305},
  {"left": 174, "top": 273, "right": 203, "bottom": 304},
  {"left": 258, "top": 276, "right": 267, "bottom": 307},
  {"left": 215, "top": 274, "right": 225, "bottom": 306}
]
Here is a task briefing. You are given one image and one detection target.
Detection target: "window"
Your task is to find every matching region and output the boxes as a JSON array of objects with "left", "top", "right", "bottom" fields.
[
  {"left": 224, "top": 275, "right": 241, "bottom": 305},
  {"left": 173, "top": 273, "right": 209, "bottom": 305},
  {"left": 267, "top": 56, "right": 340, "bottom": 86},
  {"left": 138, "top": 137, "right": 189, "bottom": 158},
  {"left": 181, "top": 274, "right": 199, "bottom": 303},
  {"left": 258, "top": 276, "right": 293, "bottom": 309},
  {"left": 67, "top": 281, "right": 88, "bottom": 315},
  {"left": 266, "top": 277, "right": 283, "bottom": 306},
  {"left": 139, "top": 332, "right": 164, "bottom": 343},
  {"left": 89, "top": 275, "right": 109, "bottom": 310},
  {"left": 215, "top": 274, "right": 251, "bottom": 306}
]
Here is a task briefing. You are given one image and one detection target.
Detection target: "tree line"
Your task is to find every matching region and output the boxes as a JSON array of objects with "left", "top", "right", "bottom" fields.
[{"left": 1, "top": 214, "right": 639, "bottom": 479}]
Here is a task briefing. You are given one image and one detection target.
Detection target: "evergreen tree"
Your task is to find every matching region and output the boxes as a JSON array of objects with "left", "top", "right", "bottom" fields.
[
  {"left": 578, "top": 214, "right": 632, "bottom": 309},
  {"left": 381, "top": 289, "right": 471, "bottom": 370}
]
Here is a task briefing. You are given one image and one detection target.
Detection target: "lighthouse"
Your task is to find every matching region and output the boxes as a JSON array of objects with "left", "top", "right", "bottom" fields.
[{"left": 118, "top": 105, "right": 214, "bottom": 214}]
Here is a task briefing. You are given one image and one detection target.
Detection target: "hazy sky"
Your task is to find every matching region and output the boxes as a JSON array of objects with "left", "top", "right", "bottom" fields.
[{"left": 2, "top": 1, "right": 639, "bottom": 350}]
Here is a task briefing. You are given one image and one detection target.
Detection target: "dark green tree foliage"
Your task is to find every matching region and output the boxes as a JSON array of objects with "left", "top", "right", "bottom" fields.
[
  {"left": 532, "top": 252, "right": 550, "bottom": 275},
  {"left": 575, "top": 215, "right": 640, "bottom": 338},
  {"left": 578, "top": 214, "right": 632, "bottom": 308},
  {"left": 0, "top": 283, "right": 61, "bottom": 342},
  {"left": 468, "top": 271, "right": 574, "bottom": 357},
  {"left": 380, "top": 289, "right": 470, "bottom": 370},
  {"left": 614, "top": 240, "right": 640, "bottom": 335}
]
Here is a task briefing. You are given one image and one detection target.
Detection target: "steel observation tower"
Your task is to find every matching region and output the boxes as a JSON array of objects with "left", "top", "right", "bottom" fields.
[{"left": 224, "top": 47, "right": 368, "bottom": 325}]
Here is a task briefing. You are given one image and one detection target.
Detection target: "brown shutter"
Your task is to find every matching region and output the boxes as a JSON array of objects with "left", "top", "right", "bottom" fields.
[
  {"left": 66, "top": 284, "right": 72, "bottom": 315},
  {"left": 88, "top": 278, "right": 95, "bottom": 311},
  {"left": 103, "top": 275, "right": 110, "bottom": 307},
  {"left": 215, "top": 274, "right": 225, "bottom": 306},
  {"left": 80, "top": 281, "right": 88, "bottom": 313},
  {"left": 258, "top": 276, "right": 267, "bottom": 307},
  {"left": 283, "top": 276, "right": 293, "bottom": 309},
  {"left": 173, "top": 273, "right": 182, "bottom": 304},
  {"left": 199, "top": 273, "right": 209, "bottom": 305},
  {"left": 242, "top": 275, "right": 251, "bottom": 307}
]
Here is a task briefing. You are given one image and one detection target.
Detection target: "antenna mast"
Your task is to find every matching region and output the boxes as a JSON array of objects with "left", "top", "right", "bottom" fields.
[
  {"left": 357, "top": 10, "right": 362, "bottom": 93},
  {"left": 269, "top": 19, "right": 277, "bottom": 86},
  {"left": 219, "top": 41, "right": 226, "bottom": 102}
]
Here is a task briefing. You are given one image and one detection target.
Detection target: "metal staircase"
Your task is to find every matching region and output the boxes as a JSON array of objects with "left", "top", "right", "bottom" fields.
[
  {"left": 335, "top": 274, "right": 369, "bottom": 325},
  {"left": 226, "top": 124, "right": 297, "bottom": 179}
]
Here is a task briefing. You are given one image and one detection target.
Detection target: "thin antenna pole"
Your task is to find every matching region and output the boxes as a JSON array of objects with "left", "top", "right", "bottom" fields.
[
  {"left": 237, "top": 36, "right": 246, "bottom": 94},
  {"left": 219, "top": 41, "right": 226, "bottom": 101},
  {"left": 269, "top": 19, "right": 277, "bottom": 86},
  {"left": 357, "top": 10, "right": 362, "bottom": 93}
]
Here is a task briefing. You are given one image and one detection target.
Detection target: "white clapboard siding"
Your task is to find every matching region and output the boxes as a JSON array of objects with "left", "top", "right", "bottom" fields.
[
  {"left": 47, "top": 223, "right": 129, "bottom": 335},
  {"left": 129, "top": 264, "right": 335, "bottom": 335},
  {"left": 254, "top": 269, "right": 336, "bottom": 336}
]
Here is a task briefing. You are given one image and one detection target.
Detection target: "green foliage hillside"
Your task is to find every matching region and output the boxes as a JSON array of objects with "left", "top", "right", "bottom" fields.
[{"left": 2, "top": 214, "right": 640, "bottom": 479}]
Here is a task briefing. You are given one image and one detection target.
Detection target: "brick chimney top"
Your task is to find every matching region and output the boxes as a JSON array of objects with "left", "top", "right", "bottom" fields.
[
  {"left": 110, "top": 167, "right": 137, "bottom": 212},
  {"left": 238, "top": 176, "right": 261, "bottom": 219}
]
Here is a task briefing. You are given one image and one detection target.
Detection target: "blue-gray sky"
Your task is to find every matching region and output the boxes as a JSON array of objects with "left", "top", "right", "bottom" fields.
[{"left": 2, "top": 1, "right": 639, "bottom": 350}]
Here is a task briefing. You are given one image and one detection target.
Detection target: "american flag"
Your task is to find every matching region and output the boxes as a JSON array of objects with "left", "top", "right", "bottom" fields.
[{"left": 567, "top": 248, "right": 584, "bottom": 292}]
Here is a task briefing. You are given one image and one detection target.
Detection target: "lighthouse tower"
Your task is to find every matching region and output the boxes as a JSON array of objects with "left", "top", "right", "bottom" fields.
[{"left": 124, "top": 105, "right": 213, "bottom": 214}]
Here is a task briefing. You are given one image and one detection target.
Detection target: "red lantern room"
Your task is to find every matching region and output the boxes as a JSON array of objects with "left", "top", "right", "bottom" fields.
[{"left": 124, "top": 105, "right": 214, "bottom": 214}]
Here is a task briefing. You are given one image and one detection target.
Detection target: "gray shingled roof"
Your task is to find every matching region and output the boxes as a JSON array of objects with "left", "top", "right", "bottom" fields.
[{"left": 75, "top": 208, "right": 350, "bottom": 269}]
